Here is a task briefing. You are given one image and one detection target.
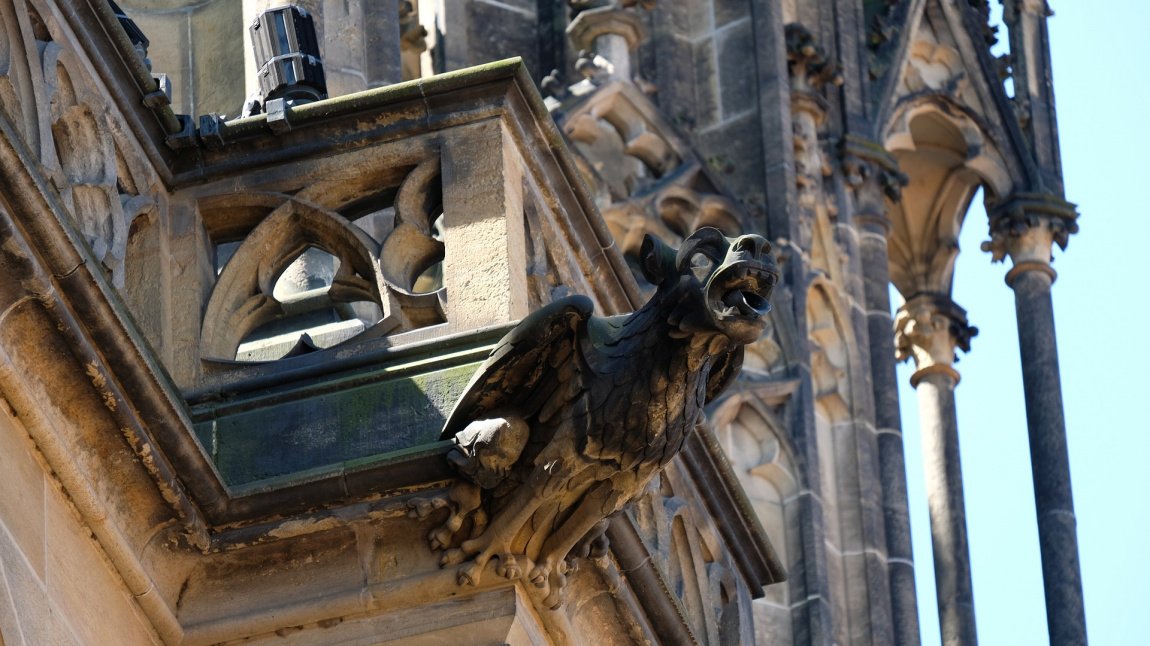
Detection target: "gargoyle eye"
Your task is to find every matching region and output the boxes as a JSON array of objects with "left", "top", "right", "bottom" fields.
[{"left": 690, "top": 252, "right": 714, "bottom": 280}]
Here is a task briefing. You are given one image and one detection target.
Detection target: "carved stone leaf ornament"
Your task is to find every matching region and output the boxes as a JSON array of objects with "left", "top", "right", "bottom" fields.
[{"left": 412, "top": 227, "right": 780, "bottom": 608}]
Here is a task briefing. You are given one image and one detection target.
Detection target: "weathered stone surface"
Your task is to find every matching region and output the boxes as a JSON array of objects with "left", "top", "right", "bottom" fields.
[
  {"left": 441, "top": 121, "right": 531, "bottom": 331},
  {"left": 717, "top": 18, "right": 755, "bottom": 118},
  {"left": 0, "top": 533, "right": 82, "bottom": 646},
  {"left": 189, "top": 0, "right": 244, "bottom": 116},
  {"left": 0, "top": 403, "right": 46, "bottom": 579},
  {"left": 119, "top": 0, "right": 244, "bottom": 116},
  {"left": 0, "top": 408, "right": 159, "bottom": 646},
  {"left": 694, "top": 111, "right": 765, "bottom": 206}
]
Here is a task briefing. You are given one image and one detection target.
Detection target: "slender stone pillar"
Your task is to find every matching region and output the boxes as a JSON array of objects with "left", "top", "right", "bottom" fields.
[
  {"left": 566, "top": 4, "right": 649, "bottom": 83},
  {"left": 895, "top": 294, "right": 979, "bottom": 646},
  {"left": 984, "top": 195, "right": 1086, "bottom": 645},
  {"left": 845, "top": 142, "right": 921, "bottom": 646}
]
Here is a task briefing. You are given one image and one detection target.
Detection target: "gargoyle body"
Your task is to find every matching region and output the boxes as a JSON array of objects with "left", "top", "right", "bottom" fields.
[{"left": 420, "top": 227, "right": 778, "bottom": 607}]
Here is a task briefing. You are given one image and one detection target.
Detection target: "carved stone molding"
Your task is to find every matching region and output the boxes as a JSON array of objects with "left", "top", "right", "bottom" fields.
[
  {"left": 894, "top": 294, "right": 977, "bottom": 387},
  {"left": 0, "top": 2, "right": 162, "bottom": 290},
  {"left": 982, "top": 193, "right": 1078, "bottom": 284},
  {"left": 628, "top": 463, "right": 756, "bottom": 645},
  {"left": 563, "top": 1, "right": 654, "bottom": 87}
]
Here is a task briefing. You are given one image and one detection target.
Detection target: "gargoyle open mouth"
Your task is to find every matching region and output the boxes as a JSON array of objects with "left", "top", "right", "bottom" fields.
[{"left": 709, "top": 261, "right": 777, "bottom": 321}]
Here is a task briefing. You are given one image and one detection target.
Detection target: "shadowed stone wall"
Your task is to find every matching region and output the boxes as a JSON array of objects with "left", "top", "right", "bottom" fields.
[{"left": 117, "top": 0, "right": 245, "bottom": 116}]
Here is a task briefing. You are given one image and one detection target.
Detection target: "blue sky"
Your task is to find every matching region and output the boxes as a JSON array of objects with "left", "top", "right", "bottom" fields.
[{"left": 897, "top": 2, "right": 1150, "bottom": 644}]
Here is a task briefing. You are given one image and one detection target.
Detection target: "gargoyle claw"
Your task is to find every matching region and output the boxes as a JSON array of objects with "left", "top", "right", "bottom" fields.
[
  {"left": 429, "top": 527, "right": 454, "bottom": 551},
  {"left": 529, "top": 561, "right": 551, "bottom": 588},
  {"left": 445, "top": 514, "right": 463, "bottom": 533},
  {"left": 441, "top": 548, "right": 467, "bottom": 566},
  {"left": 495, "top": 553, "right": 521, "bottom": 580},
  {"left": 407, "top": 497, "right": 446, "bottom": 520},
  {"left": 544, "top": 569, "right": 568, "bottom": 609},
  {"left": 458, "top": 562, "right": 484, "bottom": 586}
]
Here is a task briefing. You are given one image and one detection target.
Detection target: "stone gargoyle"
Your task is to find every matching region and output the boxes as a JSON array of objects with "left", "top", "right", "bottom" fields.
[{"left": 412, "top": 227, "right": 778, "bottom": 607}]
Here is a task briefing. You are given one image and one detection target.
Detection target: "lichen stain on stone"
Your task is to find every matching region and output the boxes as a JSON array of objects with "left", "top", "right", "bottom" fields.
[
  {"left": 85, "top": 360, "right": 117, "bottom": 411},
  {"left": 117, "top": 426, "right": 186, "bottom": 512}
]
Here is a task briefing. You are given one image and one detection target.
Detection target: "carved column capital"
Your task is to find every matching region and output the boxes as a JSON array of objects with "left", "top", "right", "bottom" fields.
[
  {"left": 566, "top": 1, "right": 653, "bottom": 84},
  {"left": 839, "top": 135, "right": 907, "bottom": 236},
  {"left": 566, "top": 3, "right": 650, "bottom": 52},
  {"left": 981, "top": 193, "right": 1078, "bottom": 286},
  {"left": 895, "top": 294, "right": 978, "bottom": 388},
  {"left": 785, "top": 23, "right": 843, "bottom": 102}
]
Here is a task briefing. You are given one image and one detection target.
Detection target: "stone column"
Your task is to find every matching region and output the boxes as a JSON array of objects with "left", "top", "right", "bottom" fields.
[
  {"left": 845, "top": 144, "right": 922, "bottom": 646},
  {"left": 895, "top": 294, "right": 979, "bottom": 646},
  {"left": 566, "top": 3, "right": 649, "bottom": 83},
  {"left": 984, "top": 195, "right": 1086, "bottom": 645}
]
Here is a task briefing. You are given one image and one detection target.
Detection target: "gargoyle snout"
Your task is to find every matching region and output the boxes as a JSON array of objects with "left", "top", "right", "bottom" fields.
[{"left": 730, "top": 234, "right": 769, "bottom": 259}]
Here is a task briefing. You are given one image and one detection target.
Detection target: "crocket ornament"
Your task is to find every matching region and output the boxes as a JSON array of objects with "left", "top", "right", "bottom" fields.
[{"left": 416, "top": 227, "right": 778, "bottom": 607}]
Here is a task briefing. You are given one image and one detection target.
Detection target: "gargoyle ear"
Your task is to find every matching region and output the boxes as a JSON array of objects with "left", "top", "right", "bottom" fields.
[{"left": 640, "top": 234, "right": 675, "bottom": 285}]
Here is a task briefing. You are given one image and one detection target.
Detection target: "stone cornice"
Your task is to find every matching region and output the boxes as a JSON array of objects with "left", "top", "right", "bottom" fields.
[{"left": 0, "top": 50, "right": 643, "bottom": 533}]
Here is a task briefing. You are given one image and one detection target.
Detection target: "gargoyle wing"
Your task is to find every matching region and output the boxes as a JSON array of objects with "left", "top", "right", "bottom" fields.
[
  {"left": 706, "top": 344, "right": 744, "bottom": 404},
  {"left": 440, "top": 295, "right": 594, "bottom": 439}
]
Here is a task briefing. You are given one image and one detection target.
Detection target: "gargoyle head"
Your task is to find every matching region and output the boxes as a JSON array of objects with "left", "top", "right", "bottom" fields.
[{"left": 640, "top": 227, "right": 779, "bottom": 344}]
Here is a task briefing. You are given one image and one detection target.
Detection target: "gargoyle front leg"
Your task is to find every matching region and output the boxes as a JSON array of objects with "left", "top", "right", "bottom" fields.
[
  {"left": 573, "top": 517, "right": 611, "bottom": 565},
  {"left": 428, "top": 478, "right": 482, "bottom": 552},
  {"left": 450, "top": 466, "right": 552, "bottom": 586},
  {"left": 529, "top": 481, "right": 622, "bottom": 608}
]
